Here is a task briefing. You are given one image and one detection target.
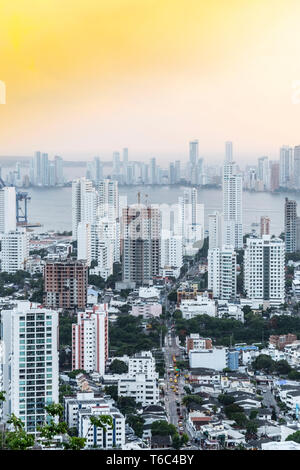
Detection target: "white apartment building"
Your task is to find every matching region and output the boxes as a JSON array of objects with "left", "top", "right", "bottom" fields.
[
  {"left": 128, "top": 351, "right": 158, "bottom": 380},
  {"left": 78, "top": 404, "right": 125, "bottom": 449},
  {"left": 0, "top": 186, "right": 16, "bottom": 233},
  {"left": 223, "top": 161, "right": 243, "bottom": 249},
  {"left": 1, "top": 301, "right": 59, "bottom": 433},
  {"left": 208, "top": 245, "right": 237, "bottom": 300},
  {"left": 217, "top": 301, "right": 244, "bottom": 323},
  {"left": 208, "top": 211, "right": 223, "bottom": 250},
  {"left": 185, "top": 333, "right": 212, "bottom": 353},
  {"left": 176, "top": 188, "right": 204, "bottom": 256},
  {"left": 292, "top": 279, "right": 300, "bottom": 300},
  {"left": 0, "top": 229, "right": 29, "bottom": 273},
  {"left": 72, "top": 177, "right": 97, "bottom": 240},
  {"left": 244, "top": 235, "right": 285, "bottom": 307},
  {"left": 72, "top": 304, "right": 109, "bottom": 375},
  {"left": 160, "top": 230, "right": 183, "bottom": 277},
  {"left": 118, "top": 373, "right": 159, "bottom": 406},
  {"left": 131, "top": 303, "right": 162, "bottom": 318},
  {"left": 189, "top": 347, "right": 228, "bottom": 371},
  {"left": 97, "top": 179, "right": 119, "bottom": 221},
  {"left": 64, "top": 391, "right": 115, "bottom": 428},
  {"left": 77, "top": 222, "right": 91, "bottom": 266},
  {"left": 180, "top": 295, "right": 216, "bottom": 320}
]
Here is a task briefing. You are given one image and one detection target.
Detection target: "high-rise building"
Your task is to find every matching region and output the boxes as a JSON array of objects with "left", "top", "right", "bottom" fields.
[
  {"left": 223, "top": 161, "right": 243, "bottom": 249},
  {"left": 294, "top": 145, "right": 300, "bottom": 189},
  {"left": 0, "top": 186, "right": 16, "bottom": 233},
  {"left": 97, "top": 179, "right": 119, "bottom": 221},
  {"left": 150, "top": 158, "right": 157, "bottom": 185},
  {"left": 113, "top": 152, "right": 120, "bottom": 176},
  {"left": 258, "top": 156, "right": 269, "bottom": 190},
  {"left": 208, "top": 245, "right": 237, "bottom": 300},
  {"left": 270, "top": 161, "right": 280, "bottom": 192},
  {"left": 1, "top": 301, "right": 59, "bottom": 433},
  {"left": 260, "top": 216, "right": 270, "bottom": 237},
  {"left": 225, "top": 141, "right": 233, "bottom": 163},
  {"left": 176, "top": 188, "right": 204, "bottom": 255},
  {"left": 54, "top": 156, "right": 64, "bottom": 185},
  {"left": 285, "top": 197, "right": 297, "bottom": 253},
  {"left": 280, "top": 146, "right": 293, "bottom": 187},
  {"left": 189, "top": 140, "right": 199, "bottom": 166},
  {"left": 160, "top": 230, "right": 183, "bottom": 276},
  {"left": 44, "top": 260, "right": 88, "bottom": 310},
  {"left": 121, "top": 204, "right": 161, "bottom": 285},
  {"left": 72, "top": 304, "right": 108, "bottom": 375},
  {"left": 244, "top": 235, "right": 285, "bottom": 306},
  {"left": 41, "top": 153, "right": 49, "bottom": 186},
  {"left": 175, "top": 160, "right": 181, "bottom": 183},
  {"left": 0, "top": 229, "right": 29, "bottom": 273},
  {"left": 208, "top": 211, "right": 223, "bottom": 249},
  {"left": 72, "top": 177, "right": 97, "bottom": 240},
  {"left": 77, "top": 222, "right": 92, "bottom": 266},
  {"left": 169, "top": 163, "right": 175, "bottom": 184}
]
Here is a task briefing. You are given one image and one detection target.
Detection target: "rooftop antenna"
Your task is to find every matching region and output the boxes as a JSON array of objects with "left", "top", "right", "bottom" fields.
[{"left": 137, "top": 191, "right": 141, "bottom": 204}]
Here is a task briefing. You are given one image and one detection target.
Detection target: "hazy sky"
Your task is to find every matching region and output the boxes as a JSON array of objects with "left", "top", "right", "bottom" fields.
[{"left": 1, "top": 0, "right": 300, "bottom": 164}]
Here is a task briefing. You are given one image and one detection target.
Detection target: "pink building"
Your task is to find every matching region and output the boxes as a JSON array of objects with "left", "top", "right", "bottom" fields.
[
  {"left": 131, "top": 303, "right": 162, "bottom": 318},
  {"left": 72, "top": 304, "right": 108, "bottom": 375}
]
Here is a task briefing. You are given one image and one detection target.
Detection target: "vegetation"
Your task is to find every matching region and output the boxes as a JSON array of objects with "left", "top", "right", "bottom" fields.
[
  {"left": 253, "top": 355, "right": 292, "bottom": 375},
  {"left": 0, "top": 398, "right": 113, "bottom": 450},
  {"left": 104, "top": 385, "right": 118, "bottom": 402},
  {"left": 126, "top": 415, "right": 145, "bottom": 438},
  {"left": 59, "top": 313, "right": 75, "bottom": 347},
  {"left": 286, "top": 430, "right": 300, "bottom": 443},
  {"left": 174, "top": 311, "right": 300, "bottom": 347},
  {"left": 109, "top": 359, "right": 128, "bottom": 374},
  {"left": 109, "top": 315, "right": 161, "bottom": 356}
]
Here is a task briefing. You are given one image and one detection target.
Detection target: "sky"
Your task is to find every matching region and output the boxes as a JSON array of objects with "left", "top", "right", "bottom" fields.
[{"left": 1, "top": 0, "right": 300, "bottom": 164}]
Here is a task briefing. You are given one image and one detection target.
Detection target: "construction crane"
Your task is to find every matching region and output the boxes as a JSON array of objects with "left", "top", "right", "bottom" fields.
[{"left": 0, "top": 177, "right": 40, "bottom": 227}]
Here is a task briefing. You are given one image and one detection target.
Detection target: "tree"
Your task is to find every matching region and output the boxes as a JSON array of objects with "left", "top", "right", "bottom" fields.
[
  {"left": 109, "top": 359, "right": 128, "bottom": 374},
  {"left": 151, "top": 421, "right": 177, "bottom": 437},
  {"left": 68, "top": 369, "right": 86, "bottom": 379},
  {"left": 172, "top": 433, "right": 182, "bottom": 449},
  {"left": 182, "top": 395, "right": 203, "bottom": 408},
  {"left": 104, "top": 385, "right": 118, "bottom": 402},
  {"left": 274, "top": 360, "right": 292, "bottom": 375},
  {"left": 180, "top": 433, "right": 189, "bottom": 446},
  {"left": 246, "top": 420, "right": 258, "bottom": 435},
  {"left": 5, "top": 414, "right": 35, "bottom": 450},
  {"left": 271, "top": 409, "right": 277, "bottom": 421},
  {"left": 218, "top": 394, "right": 235, "bottom": 406},
  {"left": 252, "top": 354, "right": 275, "bottom": 373},
  {"left": 288, "top": 370, "right": 300, "bottom": 380},
  {"left": 249, "top": 410, "right": 258, "bottom": 420},
  {"left": 224, "top": 403, "right": 244, "bottom": 419},
  {"left": 127, "top": 415, "right": 145, "bottom": 438},
  {"left": 173, "top": 310, "right": 182, "bottom": 320},
  {"left": 286, "top": 430, "right": 300, "bottom": 443},
  {"left": 233, "top": 413, "right": 248, "bottom": 428},
  {"left": 62, "top": 436, "right": 86, "bottom": 450},
  {"left": 168, "top": 291, "right": 177, "bottom": 303}
]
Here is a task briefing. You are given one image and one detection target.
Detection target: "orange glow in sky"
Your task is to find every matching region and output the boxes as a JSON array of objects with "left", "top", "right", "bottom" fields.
[{"left": 1, "top": 0, "right": 300, "bottom": 162}]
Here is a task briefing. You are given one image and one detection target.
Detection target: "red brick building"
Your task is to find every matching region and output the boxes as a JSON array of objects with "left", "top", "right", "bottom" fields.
[
  {"left": 44, "top": 260, "right": 88, "bottom": 310},
  {"left": 269, "top": 333, "right": 297, "bottom": 350}
]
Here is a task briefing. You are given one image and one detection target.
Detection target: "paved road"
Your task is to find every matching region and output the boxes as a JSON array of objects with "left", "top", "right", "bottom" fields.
[
  {"left": 163, "top": 327, "right": 195, "bottom": 443},
  {"left": 261, "top": 388, "right": 280, "bottom": 415}
]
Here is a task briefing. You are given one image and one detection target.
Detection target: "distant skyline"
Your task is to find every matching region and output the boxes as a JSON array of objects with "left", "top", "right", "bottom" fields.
[{"left": 1, "top": 1, "right": 300, "bottom": 162}]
